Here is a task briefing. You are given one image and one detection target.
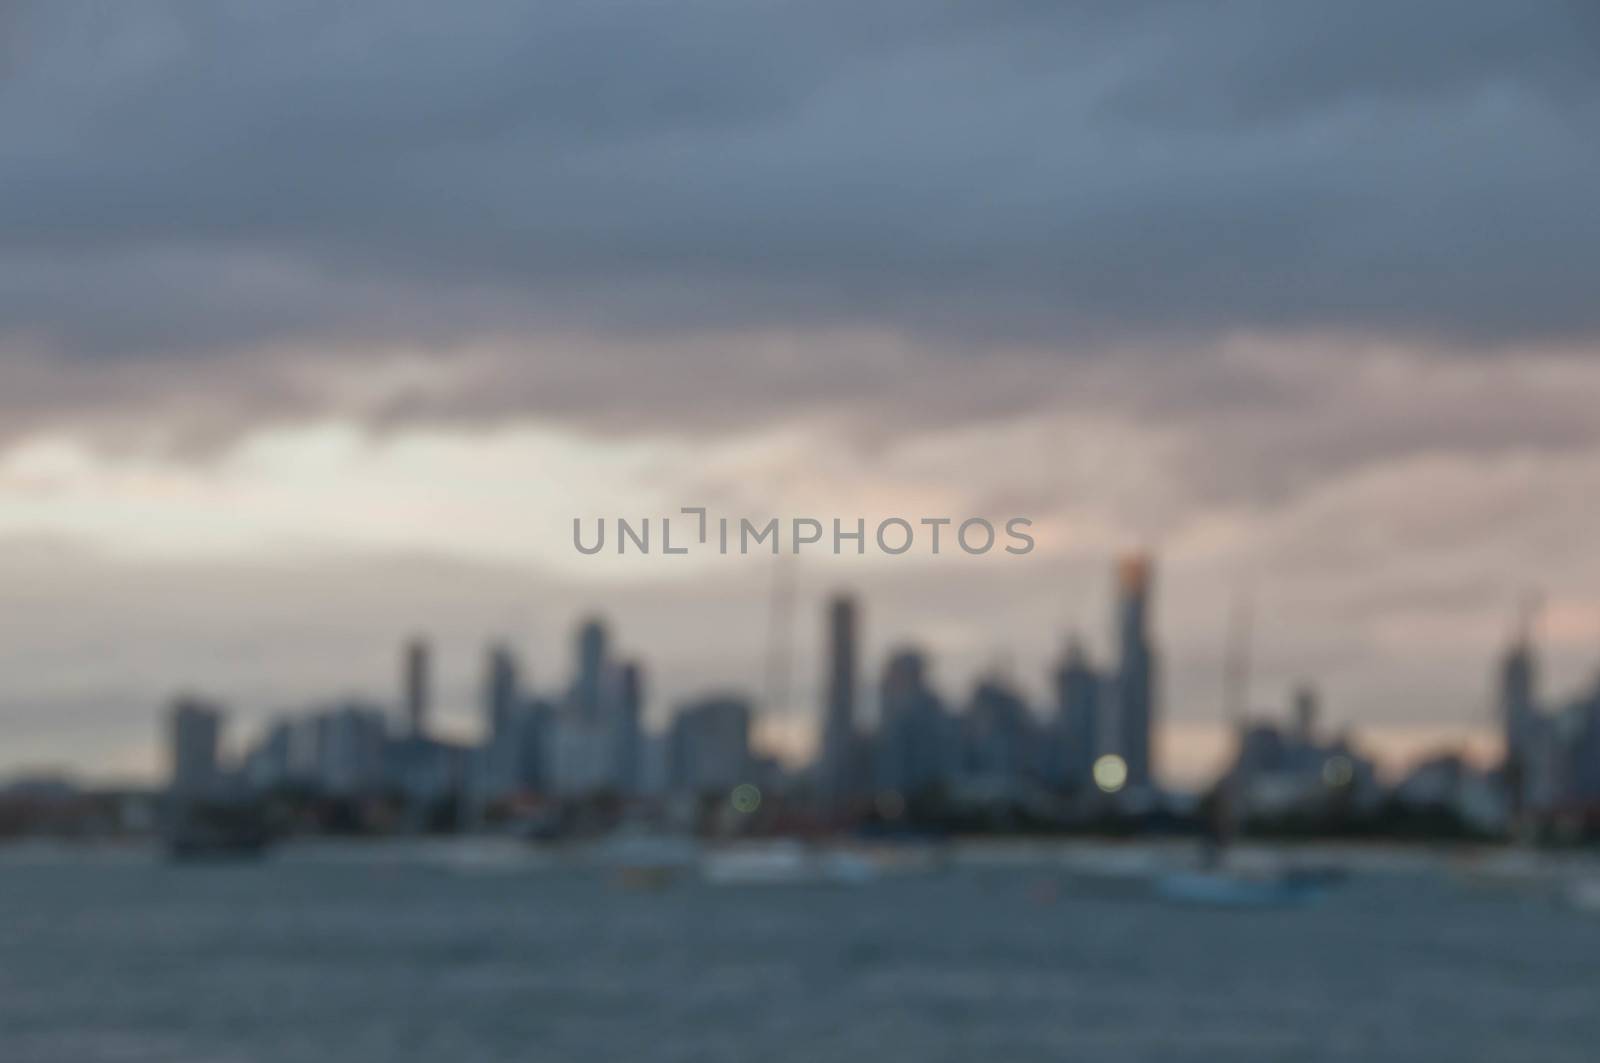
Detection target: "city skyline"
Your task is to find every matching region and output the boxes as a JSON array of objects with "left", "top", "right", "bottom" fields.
[
  {"left": 5, "top": 2, "right": 1600, "bottom": 785},
  {"left": 154, "top": 558, "right": 1199, "bottom": 820},
  {"left": 1, "top": 548, "right": 1572, "bottom": 788},
  {"left": 141, "top": 548, "right": 1600, "bottom": 846},
  {"left": 16, "top": 552, "right": 1579, "bottom": 798}
]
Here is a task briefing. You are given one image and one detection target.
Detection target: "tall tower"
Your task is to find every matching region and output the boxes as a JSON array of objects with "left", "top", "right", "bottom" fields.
[
  {"left": 1053, "top": 638, "right": 1100, "bottom": 789},
  {"left": 818, "top": 594, "right": 858, "bottom": 807},
  {"left": 613, "top": 660, "right": 644, "bottom": 795},
  {"left": 485, "top": 643, "right": 520, "bottom": 744},
  {"left": 573, "top": 618, "right": 609, "bottom": 723},
  {"left": 1291, "top": 683, "right": 1319, "bottom": 747},
  {"left": 168, "top": 696, "right": 224, "bottom": 797},
  {"left": 403, "top": 638, "right": 430, "bottom": 740},
  {"left": 1112, "top": 555, "right": 1158, "bottom": 789},
  {"left": 1499, "top": 599, "right": 1540, "bottom": 811}
]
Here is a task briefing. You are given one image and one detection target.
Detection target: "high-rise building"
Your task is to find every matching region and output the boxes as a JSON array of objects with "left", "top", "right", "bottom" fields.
[
  {"left": 317, "top": 702, "right": 387, "bottom": 796},
  {"left": 612, "top": 660, "right": 644, "bottom": 795},
  {"left": 404, "top": 637, "right": 431, "bottom": 739},
  {"left": 573, "top": 618, "right": 609, "bottom": 723},
  {"left": 168, "top": 696, "right": 225, "bottom": 797},
  {"left": 818, "top": 594, "right": 858, "bottom": 806},
  {"left": 1052, "top": 638, "right": 1101, "bottom": 790},
  {"left": 485, "top": 644, "right": 520, "bottom": 744},
  {"left": 1111, "top": 555, "right": 1158, "bottom": 790},
  {"left": 1497, "top": 597, "right": 1551, "bottom": 818},
  {"left": 964, "top": 676, "right": 1036, "bottom": 782},
  {"left": 874, "top": 648, "right": 951, "bottom": 796},
  {"left": 1291, "top": 683, "right": 1319, "bottom": 747},
  {"left": 546, "top": 716, "right": 613, "bottom": 796},
  {"left": 242, "top": 717, "right": 294, "bottom": 791},
  {"left": 517, "top": 695, "right": 557, "bottom": 792},
  {"left": 668, "top": 696, "right": 751, "bottom": 794},
  {"left": 1499, "top": 634, "right": 1537, "bottom": 772}
]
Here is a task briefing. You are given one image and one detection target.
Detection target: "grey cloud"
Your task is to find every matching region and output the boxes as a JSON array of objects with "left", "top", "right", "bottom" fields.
[{"left": 2, "top": 0, "right": 1599, "bottom": 377}]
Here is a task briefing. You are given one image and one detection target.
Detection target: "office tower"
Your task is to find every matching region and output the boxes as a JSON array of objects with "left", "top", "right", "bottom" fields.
[
  {"left": 875, "top": 648, "right": 950, "bottom": 796},
  {"left": 404, "top": 637, "right": 431, "bottom": 739},
  {"left": 613, "top": 660, "right": 643, "bottom": 796},
  {"left": 1499, "top": 633, "right": 1537, "bottom": 772},
  {"left": 964, "top": 676, "right": 1035, "bottom": 782},
  {"left": 485, "top": 644, "right": 520, "bottom": 744},
  {"left": 318, "top": 702, "right": 387, "bottom": 796},
  {"left": 168, "top": 696, "right": 224, "bottom": 797},
  {"left": 818, "top": 594, "right": 858, "bottom": 806},
  {"left": 573, "top": 618, "right": 609, "bottom": 723},
  {"left": 545, "top": 715, "right": 613, "bottom": 796},
  {"left": 1111, "top": 555, "right": 1158, "bottom": 789},
  {"left": 1052, "top": 638, "right": 1101, "bottom": 790},
  {"left": 1291, "top": 684, "right": 1319, "bottom": 747},
  {"left": 515, "top": 695, "right": 557, "bottom": 792},
  {"left": 242, "top": 717, "right": 294, "bottom": 792},
  {"left": 668, "top": 696, "right": 751, "bottom": 794},
  {"left": 1498, "top": 621, "right": 1541, "bottom": 813}
]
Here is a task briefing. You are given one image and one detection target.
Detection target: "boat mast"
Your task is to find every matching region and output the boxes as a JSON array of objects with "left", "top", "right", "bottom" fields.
[
  {"left": 761, "top": 553, "right": 796, "bottom": 726},
  {"left": 1216, "top": 588, "right": 1253, "bottom": 848}
]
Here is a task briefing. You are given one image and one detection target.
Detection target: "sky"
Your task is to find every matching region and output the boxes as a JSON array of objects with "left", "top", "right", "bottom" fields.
[{"left": 3, "top": 0, "right": 1600, "bottom": 786}]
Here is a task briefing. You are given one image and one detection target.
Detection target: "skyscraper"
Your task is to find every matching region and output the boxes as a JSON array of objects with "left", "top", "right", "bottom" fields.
[
  {"left": 168, "top": 696, "right": 224, "bottom": 797},
  {"left": 573, "top": 618, "right": 609, "bottom": 723},
  {"left": 1500, "top": 631, "right": 1536, "bottom": 764},
  {"left": 964, "top": 676, "right": 1036, "bottom": 782},
  {"left": 485, "top": 643, "right": 520, "bottom": 744},
  {"left": 1111, "top": 555, "right": 1158, "bottom": 790},
  {"left": 481, "top": 643, "right": 523, "bottom": 798},
  {"left": 818, "top": 594, "right": 858, "bottom": 807},
  {"left": 1291, "top": 683, "right": 1320, "bottom": 747},
  {"left": 874, "top": 648, "right": 950, "bottom": 796},
  {"left": 318, "top": 702, "right": 387, "bottom": 796},
  {"left": 403, "top": 637, "right": 431, "bottom": 739},
  {"left": 668, "top": 695, "right": 751, "bottom": 794},
  {"left": 1499, "top": 623, "right": 1539, "bottom": 812},
  {"left": 1052, "top": 638, "right": 1101, "bottom": 790},
  {"left": 613, "top": 660, "right": 644, "bottom": 795}
]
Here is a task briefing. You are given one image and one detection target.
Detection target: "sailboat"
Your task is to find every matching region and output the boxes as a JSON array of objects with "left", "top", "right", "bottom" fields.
[{"left": 1154, "top": 591, "right": 1331, "bottom": 908}]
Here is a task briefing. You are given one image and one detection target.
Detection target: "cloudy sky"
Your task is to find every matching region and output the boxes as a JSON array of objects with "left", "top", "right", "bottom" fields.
[{"left": 3, "top": 0, "right": 1600, "bottom": 785}]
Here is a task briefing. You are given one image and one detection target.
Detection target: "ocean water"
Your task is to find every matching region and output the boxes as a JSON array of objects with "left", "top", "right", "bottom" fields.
[{"left": 0, "top": 842, "right": 1596, "bottom": 1062}]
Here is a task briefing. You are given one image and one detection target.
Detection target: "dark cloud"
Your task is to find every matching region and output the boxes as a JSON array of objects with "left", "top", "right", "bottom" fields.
[
  {"left": 8, "top": 3, "right": 1600, "bottom": 781},
  {"left": 2, "top": 0, "right": 1598, "bottom": 383}
]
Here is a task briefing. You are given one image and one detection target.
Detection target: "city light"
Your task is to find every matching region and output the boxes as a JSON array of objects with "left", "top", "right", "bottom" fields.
[
  {"left": 1093, "top": 754, "right": 1128, "bottom": 793},
  {"left": 731, "top": 783, "right": 762, "bottom": 813}
]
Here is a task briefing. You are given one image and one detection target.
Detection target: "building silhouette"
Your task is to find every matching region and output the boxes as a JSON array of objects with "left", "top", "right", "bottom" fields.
[
  {"left": 1110, "top": 555, "right": 1157, "bottom": 790},
  {"left": 873, "top": 648, "right": 953, "bottom": 797},
  {"left": 573, "top": 618, "right": 609, "bottom": 724},
  {"left": 1499, "top": 622, "right": 1538, "bottom": 812},
  {"left": 612, "top": 661, "right": 644, "bottom": 796},
  {"left": 818, "top": 594, "right": 859, "bottom": 808},
  {"left": 963, "top": 676, "right": 1036, "bottom": 783},
  {"left": 1051, "top": 638, "right": 1101, "bottom": 791},
  {"left": 403, "top": 638, "right": 431, "bottom": 740},
  {"left": 669, "top": 695, "right": 751, "bottom": 795},
  {"left": 168, "top": 697, "right": 225, "bottom": 798}
]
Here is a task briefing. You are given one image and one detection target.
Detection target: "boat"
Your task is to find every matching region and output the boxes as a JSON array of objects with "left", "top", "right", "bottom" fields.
[
  {"left": 596, "top": 831, "right": 700, "bottom": 889},
  {"left": 701, "top": 840, "right": 877, "bottom": 886},
  {"left": 162, "top": 801, "right": 274, "bottom": 862},
  {"left": 164, "top": 821, "right": 273, "bottom": 862},
  {"left": 1155, "top": 866, "right": 1328, "bottom": 908},
  {"left": 1151, "top": 594, "right": 1337, "bottom": 910}
]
